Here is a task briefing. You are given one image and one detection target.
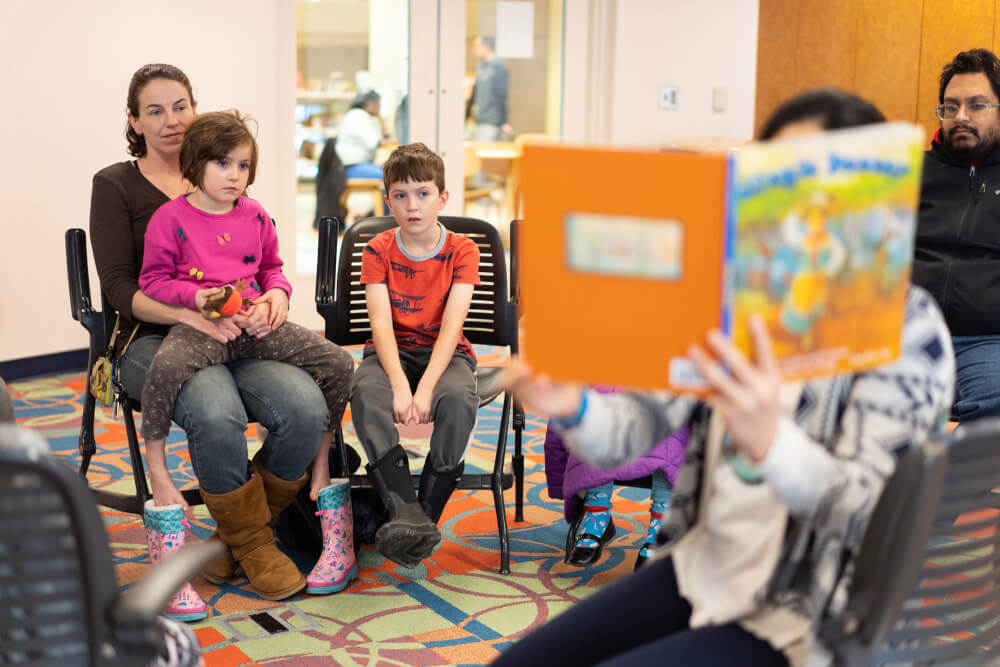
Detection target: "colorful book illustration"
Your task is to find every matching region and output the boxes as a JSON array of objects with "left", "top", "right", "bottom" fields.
[{"left": 519, "top": 122, "right": 925, "bottom": 392}]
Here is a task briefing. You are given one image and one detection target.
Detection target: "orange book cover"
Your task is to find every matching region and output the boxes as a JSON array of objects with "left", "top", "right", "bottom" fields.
[
  {"left": 519, "top": 144, "right": 729, "bottom": 391},
  {"left": 519, "top": 123, "right": 925, "bottom": 392}
]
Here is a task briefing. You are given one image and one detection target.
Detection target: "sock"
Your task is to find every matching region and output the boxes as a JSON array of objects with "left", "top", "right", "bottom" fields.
[
  {"left": 575, "top": 482, "right": 613, "bottom": 549},
  {"left": 641, "top": 471, "right": 672, "bottom": 557}
]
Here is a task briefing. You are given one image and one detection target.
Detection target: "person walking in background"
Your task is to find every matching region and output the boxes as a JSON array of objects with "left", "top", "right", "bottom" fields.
[{"left": 468, "top": 36, "right": 513, "bottom": 141}]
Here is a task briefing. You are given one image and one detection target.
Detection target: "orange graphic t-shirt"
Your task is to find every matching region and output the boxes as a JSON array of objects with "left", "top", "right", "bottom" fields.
[{"left": 360, "top": 224, "right": 480, "bottom": 358}]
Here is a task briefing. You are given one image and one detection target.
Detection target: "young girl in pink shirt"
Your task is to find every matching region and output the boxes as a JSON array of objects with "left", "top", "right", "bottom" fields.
[{"left": 139, "top": 111, "right": 356, "bottom": 612}]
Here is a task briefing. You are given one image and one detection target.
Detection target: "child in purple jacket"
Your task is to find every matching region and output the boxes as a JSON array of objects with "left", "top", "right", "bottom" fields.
[{"left": 545, "top": 387, "right": 689, "bottom": 569}]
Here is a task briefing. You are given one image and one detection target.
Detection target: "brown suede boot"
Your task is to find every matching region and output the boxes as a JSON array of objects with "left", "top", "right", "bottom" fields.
[
  {"left": 200, "top": 473, "right": 306, "bottom": 601},
  {"left": 201, "top": 533, "right": 238, "bottom": 584},
  {"left": 252, "top": 452, "right": 310, "bottom": 518},
  {"left": 202, "top": 455, "right": 310, "bottom": 584}
]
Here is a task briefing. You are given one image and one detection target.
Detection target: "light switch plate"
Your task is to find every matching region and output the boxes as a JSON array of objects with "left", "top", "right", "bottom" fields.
[
  {"left": 658, "top": 86, "right": 679, "bottom": 110},
  {"left": 712, "top": 87, "right": 727, "bottom": 112}
]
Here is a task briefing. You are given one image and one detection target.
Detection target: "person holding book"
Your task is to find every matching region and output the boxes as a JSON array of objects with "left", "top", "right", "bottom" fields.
[
  {"left": 350, "top": 142, "right": 481, "bottom": 568},
  {"left": 913, "top": 48, "right": 1000, "bottom": 423},
  {"left": 494, "top": 88, "right": 955, "bottom": 667}
]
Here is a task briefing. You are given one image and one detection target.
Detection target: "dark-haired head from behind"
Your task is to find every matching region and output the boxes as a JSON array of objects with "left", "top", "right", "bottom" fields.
[
  {"left": 759, "top": 87, "right": 886, "bottom": 140},
  {"left": 180, "top": 110, "right": 259, "bottom": 190},
  {"left": 351, "top": 90, "right": 381, "bottom": 111},
  {"left": 382, "top": 142, "right": 446, "bottom": 193}
]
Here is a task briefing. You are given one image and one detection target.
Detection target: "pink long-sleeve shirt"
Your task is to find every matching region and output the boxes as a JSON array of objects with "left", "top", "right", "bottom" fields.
[{"left": 139, "top": 195, "right": 292, "bottom": 311}]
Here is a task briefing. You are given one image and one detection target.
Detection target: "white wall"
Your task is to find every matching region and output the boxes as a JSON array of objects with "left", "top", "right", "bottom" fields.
[
  {"left": 0, "top": 0, "right": 761, "bottom": 363},
  {"left": 608, "top": 0, "right": 758, "bottom": 146},
  {"left": 0, "top": 0, "right": 296, "bottom": 363}
]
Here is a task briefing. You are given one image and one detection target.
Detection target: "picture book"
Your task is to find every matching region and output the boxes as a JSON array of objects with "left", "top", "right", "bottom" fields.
[{"left": 518, "top": 122, "right": 925, "bottom": 392}]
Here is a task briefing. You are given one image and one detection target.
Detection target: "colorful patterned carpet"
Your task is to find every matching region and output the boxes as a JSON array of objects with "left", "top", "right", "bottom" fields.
[{"left": 8, "top": 345, "right": 660, "bottom": 666}]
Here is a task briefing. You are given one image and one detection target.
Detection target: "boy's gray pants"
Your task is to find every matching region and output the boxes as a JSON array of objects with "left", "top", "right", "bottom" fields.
[{"left": 350, "top": 347, "right": 478, "bottom": 473}]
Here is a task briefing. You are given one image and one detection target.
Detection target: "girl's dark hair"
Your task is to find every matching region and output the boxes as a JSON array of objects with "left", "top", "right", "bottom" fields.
[
  {"left": 351, "top": 90, "right": 381, "bottom": 111},
  {"left": 759, "top": 87, "right": 885, "bottom": 140},
  {"left": 939, "top": 48, "right": 1000, "bottom": 103},
  {"left": 125, "top": 64, "right": 195, "bottom": 157},
  {"left": 180, "top": 111, "right": 258, "bottom": 190}
]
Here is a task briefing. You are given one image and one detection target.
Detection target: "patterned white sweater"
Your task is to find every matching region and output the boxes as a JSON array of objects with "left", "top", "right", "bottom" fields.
[{"left": 556, "top": 286, "right": 955, "bottom": 665}]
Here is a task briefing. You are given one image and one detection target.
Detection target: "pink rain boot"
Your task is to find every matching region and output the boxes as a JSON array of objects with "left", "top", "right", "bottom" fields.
[
  {"left": 144, "top": 500, "right": 208, "bottom": 622},
  {"left": 306, "top": 479, "right": 358, "bottom": 594}
]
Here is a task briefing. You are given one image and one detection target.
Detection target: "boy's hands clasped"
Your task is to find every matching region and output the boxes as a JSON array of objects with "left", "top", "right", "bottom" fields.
[{"left": 390, "top": 382, "right": 435, "bottom": 426}]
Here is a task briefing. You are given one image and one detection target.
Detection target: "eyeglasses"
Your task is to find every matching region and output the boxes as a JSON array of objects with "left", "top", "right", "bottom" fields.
[{"left": 935, "top": 102, "right": 1000, "bottom": 120}]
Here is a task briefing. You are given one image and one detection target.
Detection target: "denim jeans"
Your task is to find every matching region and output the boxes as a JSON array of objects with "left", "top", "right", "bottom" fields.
[
  {"left": 344, "top": 162, "right": 384, "bottom": 180},
  {"left": 119, "top": 335, "right": 328, "bottom": 494},
  {"left": 491, "top": 557, "right": 788, "bottom": 667},
  {"left": 951, "top": 335, "right": 1000, "bottom": 423}
]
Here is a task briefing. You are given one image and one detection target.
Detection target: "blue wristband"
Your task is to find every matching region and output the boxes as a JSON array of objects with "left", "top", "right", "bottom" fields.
[{"left": 550, "top": 390, "right": 588, "bottom": 430}]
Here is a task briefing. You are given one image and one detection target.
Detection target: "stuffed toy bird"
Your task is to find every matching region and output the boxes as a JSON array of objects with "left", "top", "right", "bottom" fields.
[{"left": 201, "top": 279, "right": 254, "bottom": 320}]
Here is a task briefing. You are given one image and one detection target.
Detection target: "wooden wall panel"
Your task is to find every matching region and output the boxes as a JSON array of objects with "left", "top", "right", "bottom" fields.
[
  {"left": 794, "top": 0, "right": 860, "bottom": 92},
  {"left": 916, "top": 0, "right": 994, "bottom": 137},
  {"left": 994, "top": 0, "right": 1000, "bottom": 75},
  {"left": 854, "top": 0, "right": 921, "bottom": 123},
  {"left": 756, "top": 0, "right": 1000, "bottom": 138},
  {"left": 755, "top": 0, "right": 799, "bottom": 137}
]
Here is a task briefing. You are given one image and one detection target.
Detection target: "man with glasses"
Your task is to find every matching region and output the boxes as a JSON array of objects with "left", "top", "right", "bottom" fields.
[{"left": 914, "top": 48, "right": 1000, "bottom": 422}]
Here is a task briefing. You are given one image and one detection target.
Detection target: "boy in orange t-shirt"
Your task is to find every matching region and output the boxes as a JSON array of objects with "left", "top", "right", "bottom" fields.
[{"left": 351, "top": 143, "right": 481, "bottom": 567}]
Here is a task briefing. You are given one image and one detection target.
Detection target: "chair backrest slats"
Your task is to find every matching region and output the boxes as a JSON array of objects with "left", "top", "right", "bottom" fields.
[
  {"left": 0, "top": 445, "right": 118, "bottom": 665},
  {"left": 318, "top": 216, "right": 515, "bottom": 350},
  {"left": 831, "top": 419, "right": 1000, "bottom": 663}
]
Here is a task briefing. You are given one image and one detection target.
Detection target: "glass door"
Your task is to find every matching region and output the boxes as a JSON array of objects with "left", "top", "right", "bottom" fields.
[
  {"left": 294, "top": 0, "right": 409, "bottom": 276},
  {"left": 456, "top": 0, "right": 565, "bottom": 231},
  {"left": 408, "top": 0, "right": 565, "bottom": 232},
  {"left": 290, "top": 0, "right": 564, "bottom": 284}
]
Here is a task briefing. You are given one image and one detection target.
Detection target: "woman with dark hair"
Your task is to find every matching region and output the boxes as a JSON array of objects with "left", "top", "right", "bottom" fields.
[
  {"left": 90, "top": 64, "right": 337, "bottom": 606},
  {"left": 493, "top": 88, "right": 954, "bottom": 666},
  {"left": 335, "top": 90, "right": 389, "bottom": 180},
  {"left": 758, "top": 86, "right": 885, "bottom": 140}
]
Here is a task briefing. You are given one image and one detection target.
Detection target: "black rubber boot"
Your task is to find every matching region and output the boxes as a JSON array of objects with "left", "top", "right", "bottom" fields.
[
  {"left": 418, "top": 461, "right": 465, "bottom": 524},
  {"left": 367, "top": 445, "right": 441, "bottom": 568}
]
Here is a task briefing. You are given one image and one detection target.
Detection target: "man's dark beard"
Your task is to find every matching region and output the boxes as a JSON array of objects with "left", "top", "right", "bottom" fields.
[{"left": 941, "top": 124, "right": 1000, "bottom": 163}]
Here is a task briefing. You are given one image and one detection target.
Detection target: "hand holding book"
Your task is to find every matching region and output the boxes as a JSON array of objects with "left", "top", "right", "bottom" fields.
[{"left": 688, "top": 315, "right": 780, "bottom": 463}]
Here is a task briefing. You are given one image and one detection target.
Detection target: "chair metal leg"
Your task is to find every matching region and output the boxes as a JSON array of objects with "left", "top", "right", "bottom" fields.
[
  {"left": 334, "top": 429, "right": 350, "bottom": 478},
  {"left": 78, "top": 393, "right": 97, "bottom": 472},
  {"left": 122, "top": 403, "right": 151, "bottom": 506},
  {"left": 513, "top": 400, "right": 525, "bottom": 523},
  {"left": 493, "top": 395, "right": 512, "bottom": 574},
  {"left": 79, "top": 396, "right": 147, "bottom": 515}
]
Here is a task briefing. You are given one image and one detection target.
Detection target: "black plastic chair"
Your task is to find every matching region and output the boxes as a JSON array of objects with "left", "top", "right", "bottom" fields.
[
  {"left": 822, "top": 419, "right": 1000, "bottom": 664},
  {"left": 0, "top": 423, "right": 223, "bottom": 666},
  {"left": 315, "top": 215, "right": 524, "bottom": 574},
  {"left": 0, "top": 376, "right": 14, "bottom": 424},
  {"left": 65, "top": 228, "right": 204, "bottom": 514}
]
